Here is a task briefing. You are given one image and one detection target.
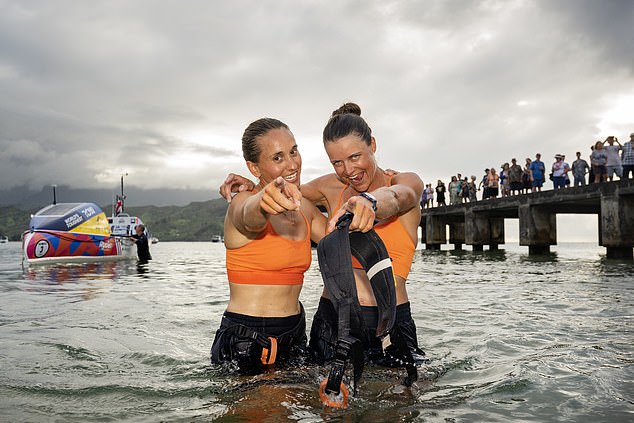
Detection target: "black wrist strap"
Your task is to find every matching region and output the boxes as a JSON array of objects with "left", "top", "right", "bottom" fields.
[{"left": 358, "top": 192, "right": 377, "bottom": 211}]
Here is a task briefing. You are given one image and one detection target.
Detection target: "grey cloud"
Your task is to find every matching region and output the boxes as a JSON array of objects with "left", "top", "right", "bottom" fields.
[
  {"left": 0, "top": 0, "right": 632, "bottom": 194},
  {"left": 540, "top": 0, "right": 634, "bottom": 70}
]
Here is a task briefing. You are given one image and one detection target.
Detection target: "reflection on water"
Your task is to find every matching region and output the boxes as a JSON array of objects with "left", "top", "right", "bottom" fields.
[
  {"left": 518, "top": 251, "right": 559, "bottom": 263},
  {"left": 0, "top": 242, "right": 632, "bottom": 422},
  {"left": 136, "top": 261, "right": 150, "bottom": 277},
  {"left": 24, "top": 261, "right": 119, "bottom": 283}
]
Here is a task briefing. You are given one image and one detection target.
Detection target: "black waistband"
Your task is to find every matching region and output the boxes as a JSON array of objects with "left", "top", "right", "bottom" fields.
[{"left": 223, "top": 304, "right": 304, "bottom": 338}]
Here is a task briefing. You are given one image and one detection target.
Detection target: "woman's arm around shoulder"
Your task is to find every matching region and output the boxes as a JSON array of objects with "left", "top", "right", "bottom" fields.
[
  {"left": 300, "top": 173, "right": 343, "bottom": 210},
  {"left": 373, "top": 171, "right": 423, "bottom": 219}
]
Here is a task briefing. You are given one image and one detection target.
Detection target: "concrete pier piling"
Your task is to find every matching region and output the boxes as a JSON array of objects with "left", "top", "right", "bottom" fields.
[
  {"left": 421, "top": 179, "right": 634, "bottom": 258},
  {"left": 519, "top": 204, "right": 556, "bottom": 254},
  {"left": 599, "top": 191, "right": 634, "bottom": 259}
]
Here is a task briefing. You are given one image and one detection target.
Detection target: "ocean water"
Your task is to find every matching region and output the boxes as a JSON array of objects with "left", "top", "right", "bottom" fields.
[{"left": 0, "top": 241, "right": 632, "bottom": 422}]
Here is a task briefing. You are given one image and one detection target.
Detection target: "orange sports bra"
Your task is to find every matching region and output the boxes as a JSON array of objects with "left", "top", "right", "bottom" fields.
[
  {"left": 336, "top": 176, "right": 416, "bottom": 280},
  {"left": 226, "top": 212, "right": 311, "bottom": 285}
]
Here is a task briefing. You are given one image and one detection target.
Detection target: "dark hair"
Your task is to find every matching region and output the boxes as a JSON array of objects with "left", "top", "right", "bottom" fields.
[
  {"left": 242, "top": 118, "right": 289, "bottom": 162},
  {"left": 323, "top": 102, "right": 372, "bottom": 146}
]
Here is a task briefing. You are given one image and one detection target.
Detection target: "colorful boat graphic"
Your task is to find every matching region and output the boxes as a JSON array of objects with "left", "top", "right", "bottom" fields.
[{"left": 22, "top": 202, "right": 135, "bottom": 264}]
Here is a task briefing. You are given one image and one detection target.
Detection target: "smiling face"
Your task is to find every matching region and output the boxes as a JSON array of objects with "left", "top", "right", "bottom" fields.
[
  {"left": 246, "top": 127, "right": 301, "bottom": 187},
  {"left": 325, "top": 134, "right": 378, "bottom": 192}
]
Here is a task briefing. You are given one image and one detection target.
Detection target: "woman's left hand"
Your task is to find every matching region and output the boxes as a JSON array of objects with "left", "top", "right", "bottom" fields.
[{"left": 327, "top": 195, "right": 376, "bottom": 233}]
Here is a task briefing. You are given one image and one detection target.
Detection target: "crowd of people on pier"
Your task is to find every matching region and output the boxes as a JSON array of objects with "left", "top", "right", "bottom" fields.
[{"left": 421, "top": 132, "right": 634, "bottom": 208}]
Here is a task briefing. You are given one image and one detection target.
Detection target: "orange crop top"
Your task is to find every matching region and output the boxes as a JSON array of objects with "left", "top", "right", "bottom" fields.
[
  {"left": 336, "top": 176, "right": 416, "bottom": 280},
  {"left": 226, "top": 212, "right": 312, "bottom": 285},
  {"left": 369, "top": 217, "right": 416, "bottom": 280}
]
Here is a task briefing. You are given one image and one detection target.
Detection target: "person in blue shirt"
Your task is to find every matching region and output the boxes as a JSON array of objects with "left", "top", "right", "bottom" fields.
[{"left": 529, "top": 153, "right": 546, "bottom": 192}]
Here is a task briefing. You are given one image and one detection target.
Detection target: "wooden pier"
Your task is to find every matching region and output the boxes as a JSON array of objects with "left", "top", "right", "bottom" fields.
[{"left": 420, "top": 179, "right": 634, "bottom": 259}]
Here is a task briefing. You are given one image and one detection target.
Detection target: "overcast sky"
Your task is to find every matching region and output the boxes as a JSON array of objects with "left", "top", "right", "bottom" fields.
[{"left": 1, "top": 0, "right": 633, "bottom": 197}]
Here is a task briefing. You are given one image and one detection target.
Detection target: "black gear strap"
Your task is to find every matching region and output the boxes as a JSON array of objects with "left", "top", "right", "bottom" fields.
[{"left": 317, "top": 212, "right": 417, "bottom": 396}]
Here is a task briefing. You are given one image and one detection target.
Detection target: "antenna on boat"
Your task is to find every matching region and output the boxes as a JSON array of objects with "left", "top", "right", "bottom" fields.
[
  {"left": 120, "top": 172, "right": 128, "bottom": 213},
  {"left": 52, "top": 184, "right": 57, "bottom": 205}
]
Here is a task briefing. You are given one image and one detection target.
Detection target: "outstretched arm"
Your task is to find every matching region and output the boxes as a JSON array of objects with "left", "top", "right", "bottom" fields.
[
  {"left": 219, "top": 172, "right": 332, "bottom": 211},
  {"left": 327, "top": 171, "right": 423, "bottom": 232},
  {"left": 373, "top": 172, "right": 423, "bottom": 220},
  {"left": 229, "top": 177, "right": 302, "bottom": 235}
]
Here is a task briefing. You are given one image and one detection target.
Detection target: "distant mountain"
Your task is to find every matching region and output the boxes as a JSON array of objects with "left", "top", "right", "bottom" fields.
[
  {"left": 0, "top": 185, "right": 216, "bottom": 208},
  {"left": 125, "top": 200, "right": 229, "bottom": 241},
  {"left": 0, "top": 199, "right": 229, "bottom": 242}
]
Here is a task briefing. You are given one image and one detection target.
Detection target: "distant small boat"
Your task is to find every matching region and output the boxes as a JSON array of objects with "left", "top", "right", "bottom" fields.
[
  {"left": 0, "top": 235, "right": 8, "bottom": 243},
  {"left": 211, "top": 235, "right": 223, "bottom": 243}
]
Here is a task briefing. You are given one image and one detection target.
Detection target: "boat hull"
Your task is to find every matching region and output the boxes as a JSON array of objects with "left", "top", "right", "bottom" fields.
[{"left": 22, "top": 230, "right": 135, "bottom": 264}]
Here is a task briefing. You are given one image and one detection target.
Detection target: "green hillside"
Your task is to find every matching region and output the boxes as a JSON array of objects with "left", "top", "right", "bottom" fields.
[
  {"left": 0, "top": 206, "right": 34, "bottom": 241},
  {"left": 0, "top": 199, "right": 229, "bottom": 242}
]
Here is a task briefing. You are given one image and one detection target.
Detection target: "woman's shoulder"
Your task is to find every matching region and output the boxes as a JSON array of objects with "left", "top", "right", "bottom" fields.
[
  {"left": 389, "top": 171, "right": 424, "bottom": 190},
  {"left": 390, "top": 170, "right": 422, "bottom": 182}
]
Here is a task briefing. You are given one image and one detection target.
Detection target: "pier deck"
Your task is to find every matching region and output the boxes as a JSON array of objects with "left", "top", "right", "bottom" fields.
[{"left": 420, "top": 179, "right": 634, "bottom": 259}]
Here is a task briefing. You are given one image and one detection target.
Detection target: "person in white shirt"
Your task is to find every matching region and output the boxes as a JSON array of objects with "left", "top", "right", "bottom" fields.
[
  {"left": 551, "top": 154, "right": 570, "bottom": 190},
  {"left": 603, "top": 136, "right": 623, "bottom": 181}
]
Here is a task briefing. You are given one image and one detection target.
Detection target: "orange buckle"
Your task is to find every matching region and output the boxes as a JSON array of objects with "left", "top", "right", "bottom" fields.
[
  {"left": 260, "top": 337, "right": 278, "bottom": 365},
  {"left": 319, "top": 378, "right": 349, "bottom": 408}
]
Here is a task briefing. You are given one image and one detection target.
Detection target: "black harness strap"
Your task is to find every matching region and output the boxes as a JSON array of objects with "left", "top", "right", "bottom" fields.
[
  {"left": 317, "top": 214, "right": 365, "bottom": 395},
  {"left": 222, "top": 305, "right": 306, "bottom": 365},
  {"left": 349, "top": 229, "right": 396, "bottom": 338},
  {"left": 318, "top": 213, "right": 418, "bottom": 398}
]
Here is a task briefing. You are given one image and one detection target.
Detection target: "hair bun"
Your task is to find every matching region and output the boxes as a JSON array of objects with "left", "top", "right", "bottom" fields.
[{"left": 332, "top": 102, "right": 361, "bottom": 117}]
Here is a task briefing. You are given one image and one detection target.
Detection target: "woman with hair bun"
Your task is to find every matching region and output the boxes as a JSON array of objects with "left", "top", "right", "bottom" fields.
[{"left": 303, "top": 103, "right": 426, "bottom": 366}]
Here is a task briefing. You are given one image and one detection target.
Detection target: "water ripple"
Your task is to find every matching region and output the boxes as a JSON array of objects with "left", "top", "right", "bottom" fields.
[{"left": 0, "top": 242, "right": 632, "bottom": 421}]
